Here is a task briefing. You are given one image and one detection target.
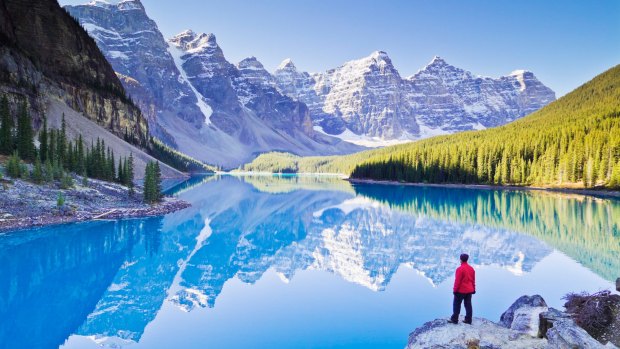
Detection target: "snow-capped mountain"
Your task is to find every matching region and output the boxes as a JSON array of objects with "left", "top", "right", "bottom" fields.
[
  {"left": 274, "top": 54, "right": 556, "bottom": 145},
  {"left": 405, "top": 56, "right": 556, "bottom": 132},
  {"left": 67, "top": 0, "right": 555, "bottom": 157},
  {"left": 66, "top": 0, "right": 361, "bottom": 168}
]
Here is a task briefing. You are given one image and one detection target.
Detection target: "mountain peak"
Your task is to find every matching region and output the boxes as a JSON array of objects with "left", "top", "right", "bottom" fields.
[
  {"left": 277, "top": 58, "right": 296, "bottom": 71},
  {"left": 408, "top": 55, "right": 466, "bottom": 80},
  {"left": 169, "top": 30, "right": 218, "bottom": 52},
  {"left": 198, "top": 32, "right": 217, "bottom": 46},
  {"left": 426, "top": 55, "right": 450, "bottom": 68},
  {"left": 509, "top": 69, "right": 533, "bottom": 77},
  {"left": 88, "top": 0, "right": 144, "bottom": 11},
  {"left": 238, "top": 56, "right": 266, "bottom": 70},
  {"left": 370, "top": 50, "right": 389, "bottom": 59},
  {"left": 366, "top": 51, "right": 394, "bottom": 68}
]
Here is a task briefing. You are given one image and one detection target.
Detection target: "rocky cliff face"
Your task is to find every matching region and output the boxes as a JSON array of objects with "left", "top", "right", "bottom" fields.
[
  {"left": 0, "top": 0, "right": 148, "bottom": 146},
  {"left": 405, "top": 56, "right": 556, "bottom": 132},
  {"left": 64, "top": 0, "right": 206, "bottom": 146},
  {"left": 274, "top": 54, "right": 556, "bottom": 145},
  {"left": 66, "top": 2, "right": 362, "bottom": 168},
  {"left": 165, "top": 30, "right": 360, "bottom": 167},
  {"left": 283, "top": 51, "right": 419, "bottom": 139}
]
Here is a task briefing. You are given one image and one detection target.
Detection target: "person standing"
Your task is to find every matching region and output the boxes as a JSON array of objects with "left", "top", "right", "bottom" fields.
[{"left": 449, "top": 253, "right": 476, "bottom": 324}]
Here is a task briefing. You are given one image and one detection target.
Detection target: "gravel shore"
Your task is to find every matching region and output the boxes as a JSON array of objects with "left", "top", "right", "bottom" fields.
[{"left": 0, "top": 175, "right": 190, "bottom": 232}]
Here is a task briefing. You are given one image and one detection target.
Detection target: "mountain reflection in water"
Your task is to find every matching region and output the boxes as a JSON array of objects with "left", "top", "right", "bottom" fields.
[{"left": 0, "top": 174, "right": 617, "bottom": 349}]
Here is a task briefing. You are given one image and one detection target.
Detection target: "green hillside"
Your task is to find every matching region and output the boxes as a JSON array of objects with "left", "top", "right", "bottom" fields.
[{"left": 242, "top": 64, "right": 620, "bottom": 189}]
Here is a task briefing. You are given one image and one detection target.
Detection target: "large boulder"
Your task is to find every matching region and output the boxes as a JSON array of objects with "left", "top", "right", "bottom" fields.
[
  {"left": 539, "top": 307, "right": 572, "bottom": 339},
  {"left": 499, "top": 295, "right": 548, "bottom": 336},
  {"left": 406, "top": 318, "right": 547, "bottom": 349},
  {"left": 511, "top": 306, "right": 549, "bottom": 337},
  {"left": 546, "top": 319, "right": 614, "bottom": 349}
]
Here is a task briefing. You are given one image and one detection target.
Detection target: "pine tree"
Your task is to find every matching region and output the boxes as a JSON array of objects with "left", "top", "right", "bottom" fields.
[
  {"left": 609, "top": 161, "right": 620, "bottom": 189},
  {"left": 39, "top": 115, "right": 48, "bottom": 162},
  {"left": 154, "top": 161, "right": 162, "bottom": 201},
  {"left": 0, "top": 96, "right": 13, "bottom": 155},
  {"left": 117, "top": 157, "right": 124, "bottom": 183},
  {"left": 58, "top": 113, "right": 67, "bottom": 164},
  {"left": 143, "top": 161, "right": 161, "bottom": 203},
  {"left": 126, "top": 152, "right": 135, "bottom": 196},
  {"left": 48, "top": 129, "right": 56, "bottom": 162},
  {"left": 44, "top": 159, "right": 54, "bottom": 182},
  {"left": 81, "top": 169, "right": 88, "bottom": 187},
  {"left": 16, "top": 102, "right": 35, "bottom": 161},
  {"left": 76, "top": 135, "right": 85, "bottom": 175},
  {"left": 6, "top": 151, "right": 21, "bottom": 178},
  {"left": 143, "top": 162, "right": 154, "bottom": 203},
  {"left": 32, "top": 155, "right": 44, "bottom": 184},
  {"left": 107, "top": 148, "right": 115, "bottom": 181}
]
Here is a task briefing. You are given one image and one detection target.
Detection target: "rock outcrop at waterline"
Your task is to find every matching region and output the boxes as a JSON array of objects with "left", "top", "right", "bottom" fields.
[
  {"left": 406, "top": 295, "right": 618, "bottom": 349},
  {"left": 0, "top": 0, "right": 148, "bottom": 146}
]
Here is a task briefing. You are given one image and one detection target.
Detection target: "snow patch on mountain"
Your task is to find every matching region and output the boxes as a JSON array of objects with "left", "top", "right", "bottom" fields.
[
  {"left": 313, "top": 126, "right": 415, "bottom": 147},
  {"left": 167, "top": 43, "right": 213, "bottom": 124}
]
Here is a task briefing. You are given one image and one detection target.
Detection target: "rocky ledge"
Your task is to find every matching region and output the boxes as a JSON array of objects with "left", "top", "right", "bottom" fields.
[
  {"left": 407, "top": 294, "right": 620, "bottom": 349},
  {"left": 0, "top": 176, "right": 190, "bottom": 232}
]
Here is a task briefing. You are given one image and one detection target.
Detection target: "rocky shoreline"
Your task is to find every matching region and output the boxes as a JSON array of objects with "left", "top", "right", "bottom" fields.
[
  {"left": 347, "top": 178, "right": 620, "bottom": 199},
  {"left": 407, "top": 292, "right": 620, "bottom": 349},
  {"left": 0, "top": 176, "right": 190, "bottom": 233}
]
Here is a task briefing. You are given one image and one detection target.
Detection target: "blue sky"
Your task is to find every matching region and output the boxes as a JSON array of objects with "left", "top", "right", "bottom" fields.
[{"left": 61, "top": 0, "right": 620, "bottom": 96}]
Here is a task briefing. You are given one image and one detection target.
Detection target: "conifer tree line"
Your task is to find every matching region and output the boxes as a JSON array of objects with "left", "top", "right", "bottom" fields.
[{"left": 0, "top": 96, "right": 135, "bottom": 191}]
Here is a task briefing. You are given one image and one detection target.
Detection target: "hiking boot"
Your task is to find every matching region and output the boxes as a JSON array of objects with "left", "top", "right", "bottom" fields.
[
  {"left": 448, "top": 319, "right": 458, "bottom": 324},
  {"left": 463, "top": 319, "right": 472, "bottom": 325}
]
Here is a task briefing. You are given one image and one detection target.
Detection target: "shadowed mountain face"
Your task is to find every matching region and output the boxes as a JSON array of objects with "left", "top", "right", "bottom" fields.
[
  {"left": 0, "top": 0, "right": 148, "bottom": 146},
  {"left": 1, "top": 175, "right": 617, "bottom": 348}
]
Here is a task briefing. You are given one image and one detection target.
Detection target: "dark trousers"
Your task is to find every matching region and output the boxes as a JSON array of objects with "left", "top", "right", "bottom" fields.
[{"left": 451, "top": 292, "right": 473, "bottom": 323}]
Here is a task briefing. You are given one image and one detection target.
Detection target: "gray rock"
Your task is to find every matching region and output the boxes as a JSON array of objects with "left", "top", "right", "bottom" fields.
[
  {"left": 406, "top": 318, "right": 547, "bottom": 349},
  {"left": 546, "top": 319, "right": 611, "bottom": 349},
  {"left": 500, "top": 295, "right": 548, "bottom": 328},
  {"left": 616, "top": 278, "right": 619, "bottom": 292},
  {"left": 511, "top": 306, "right": 549, "bottom": 337},
  {"left": 539, "top": 307, "right": 572, "bottom": 339}
]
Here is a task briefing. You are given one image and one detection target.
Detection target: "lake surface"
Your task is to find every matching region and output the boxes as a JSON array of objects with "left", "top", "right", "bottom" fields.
[{"left": 1, "top": 175, "right": 618, "bottom": 349}]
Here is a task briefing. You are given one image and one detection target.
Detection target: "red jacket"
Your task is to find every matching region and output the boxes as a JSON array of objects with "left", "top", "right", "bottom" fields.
[{"left": 453, "top": 262, "right": 476, "bottom": 294}]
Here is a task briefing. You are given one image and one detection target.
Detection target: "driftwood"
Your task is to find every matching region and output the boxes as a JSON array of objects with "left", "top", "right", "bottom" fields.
[
  {"left": 563, "top": 290, "right": 620, "bottom": 346},
  {"left": 93, "top": 209, "right": 118, "bottom": 219}
]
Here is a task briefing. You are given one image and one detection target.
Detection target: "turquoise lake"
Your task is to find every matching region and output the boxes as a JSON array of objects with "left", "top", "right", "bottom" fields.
[{"left": 1, "top": 174, "right": 618, "bottom": 349}]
